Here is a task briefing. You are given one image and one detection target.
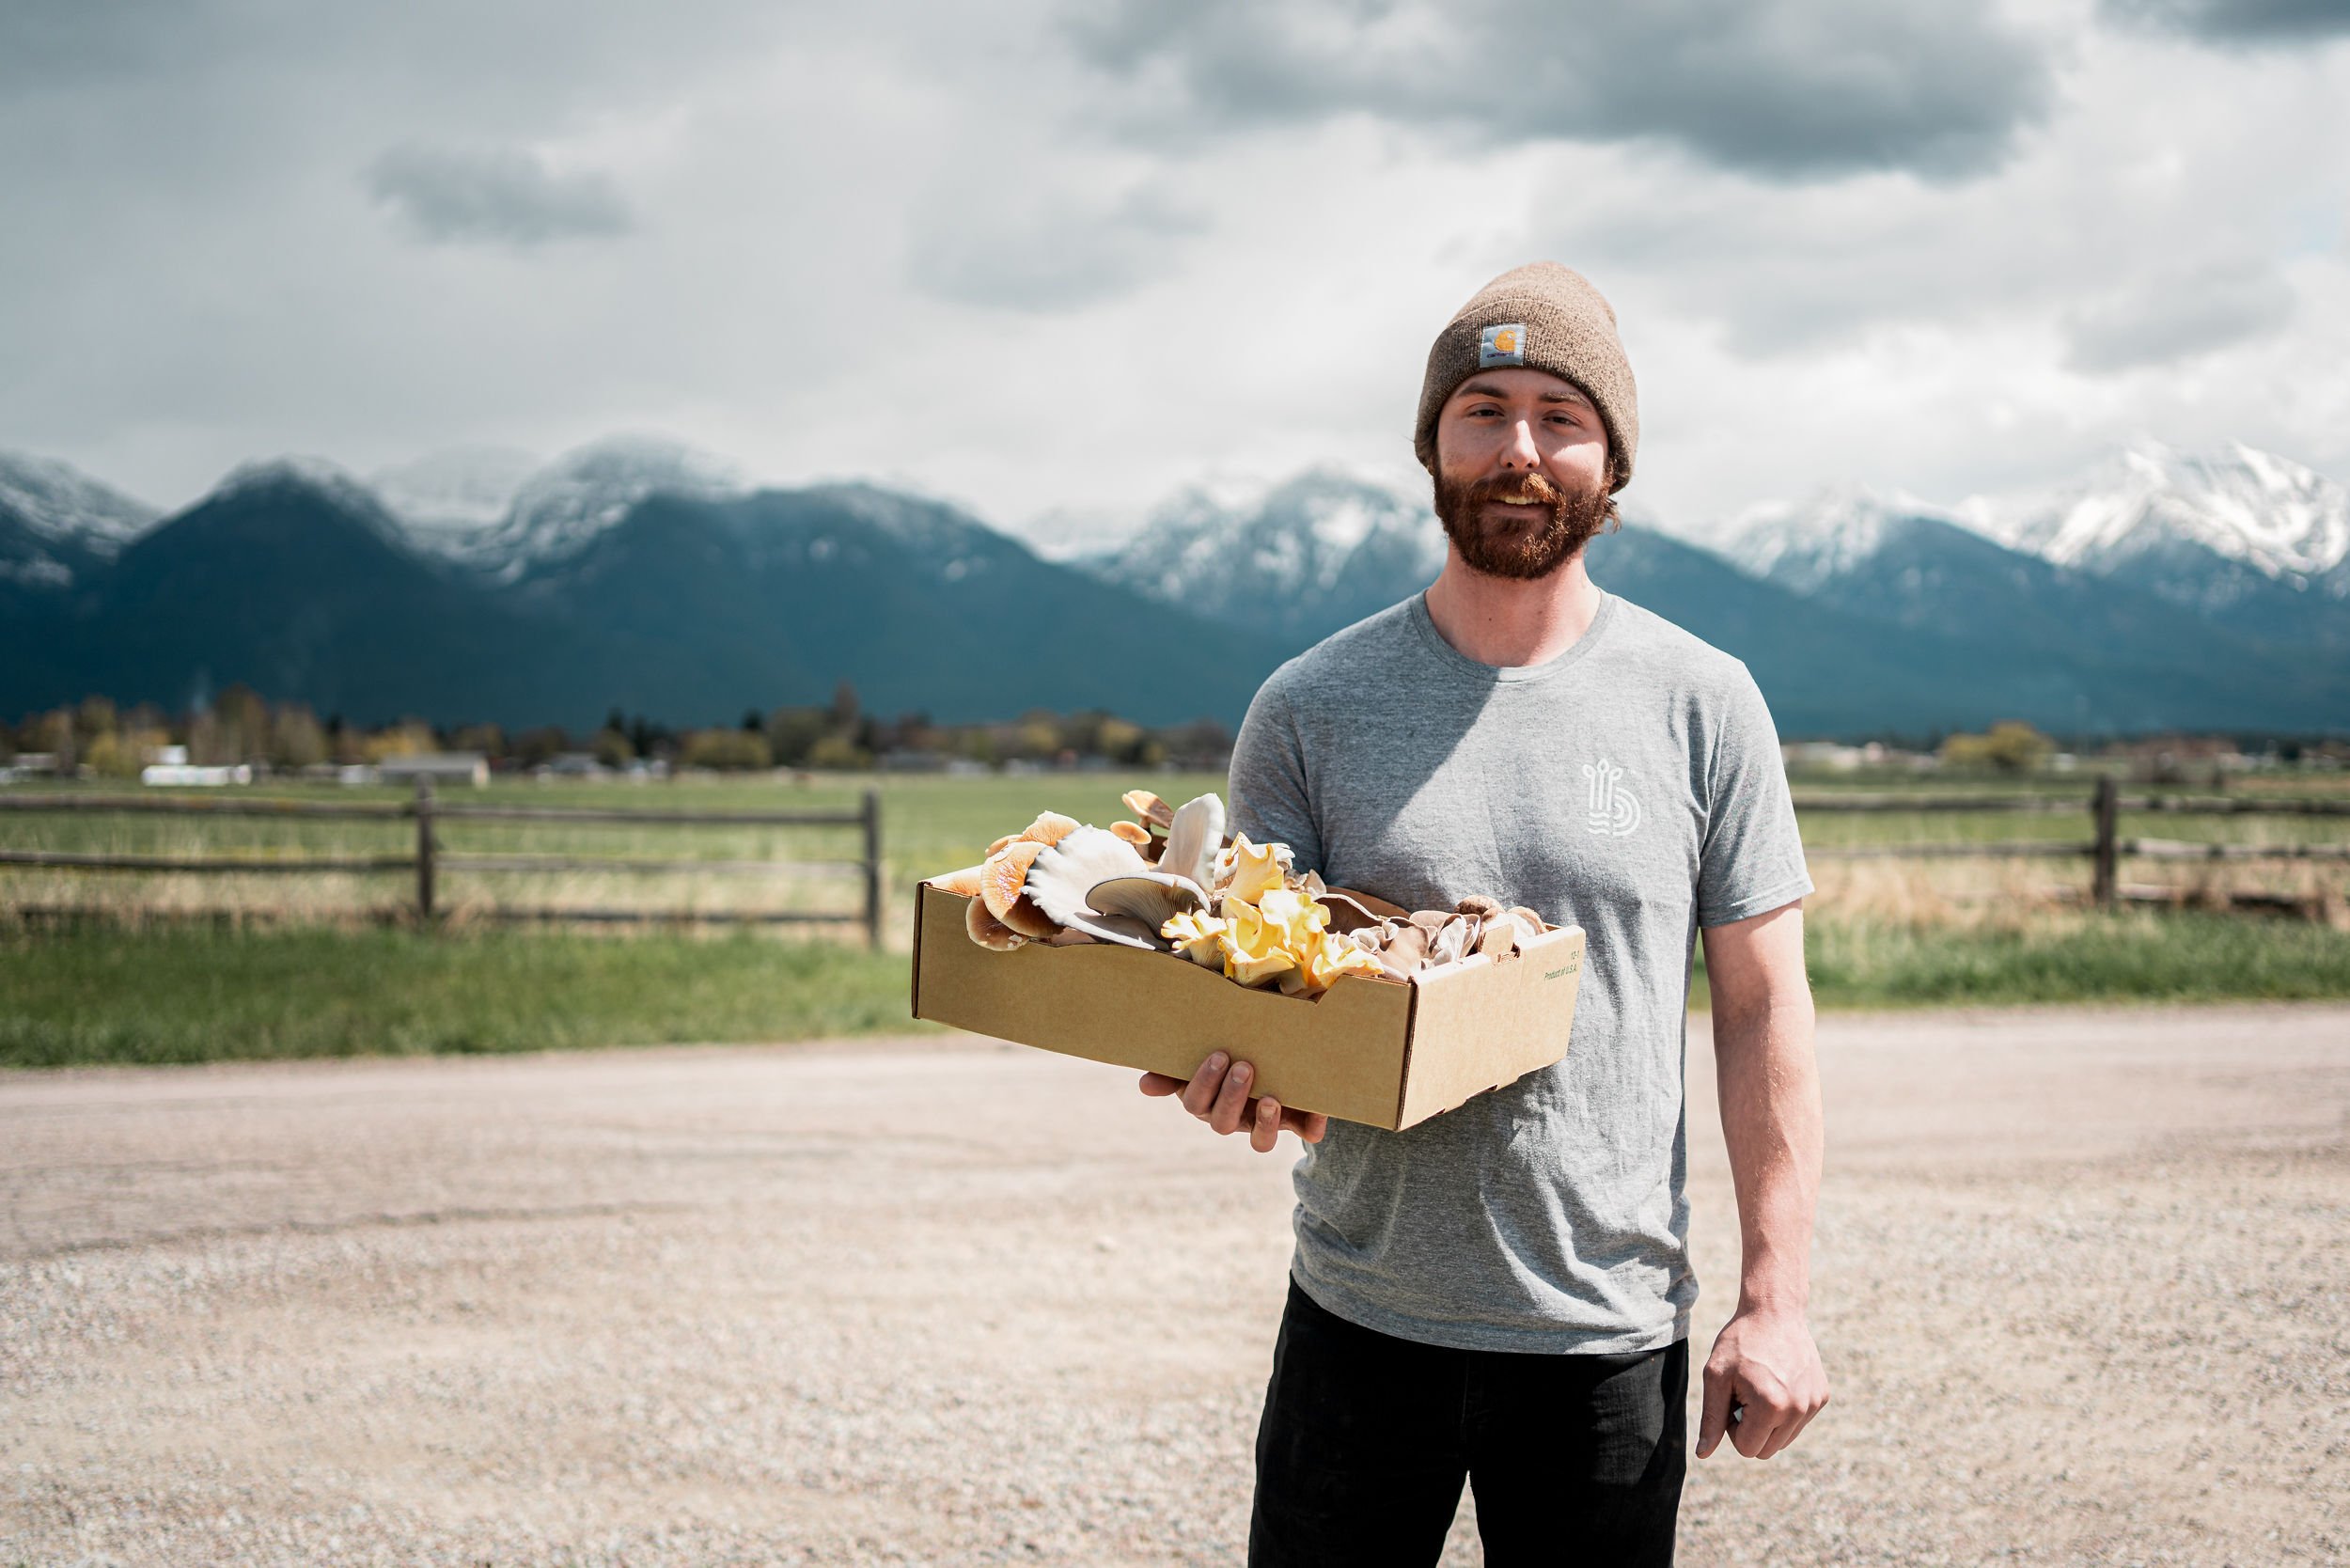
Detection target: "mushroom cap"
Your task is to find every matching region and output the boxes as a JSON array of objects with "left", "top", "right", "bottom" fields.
[
  {"left": 1088, "top": 872, "right": 1207, "bottom": 932},
  {"left": 1455, "top": 894, "right": 1507, "bottom": 920},
  {"left": 1107, "top": 820, "right": 1152, "bottom": 847},
  {"left": 1507, "top": 905, "right": 1549, "bottom": 934},
  {"left": 1018, "top": 811, "right": 1082, "bottom": 847},
  {"left": 1160, "top": 793, "right": 1227, "bottom": 889},
  {"left": 928, "top": 863, "right": 987, "bottom": 899},
  {"left": 964, "top": 894, "right": 1027, "bottom": 951},
  {"left": 1020, "top": 826, "right": 1160, "bottom": 949},
  {"left": 979, "top": 839, "right": 1060, "bottom": 939},
  {"left": 1121, "top": 790, "right": 1175, "bottom": 829}
]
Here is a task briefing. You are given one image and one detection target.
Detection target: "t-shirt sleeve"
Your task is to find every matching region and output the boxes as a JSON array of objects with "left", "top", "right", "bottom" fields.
[
  {"left": 1696, "top": 662, "right": 1813, "bottom": 927},
  {"left": 1226, "top": 671, "right": 1324, "bottom": 872}
]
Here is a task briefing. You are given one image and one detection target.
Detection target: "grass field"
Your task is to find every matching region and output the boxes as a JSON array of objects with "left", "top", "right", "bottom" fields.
[{"left": 5, "top": 770, "right": 2348, "bottom": 1067}]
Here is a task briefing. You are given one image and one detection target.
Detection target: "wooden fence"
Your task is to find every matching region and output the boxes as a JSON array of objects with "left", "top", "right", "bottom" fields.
[
  {"left": 0, "top": 778, "right": 886, "bottom": 946},
  {"left": 1794, "top": 776, "right": 2350, "bottom": 912}
]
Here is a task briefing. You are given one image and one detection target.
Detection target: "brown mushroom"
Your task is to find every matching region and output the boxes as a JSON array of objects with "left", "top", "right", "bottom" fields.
[
  {"left": 1121, "top": 790, "right": 1175, "bottom": 829},
  {"left": 964, "top": 895, "right": 1026, "bottom": 951},
  {"left": 928, "top": 863, "right": 987, "bottom": 899},
  {"left": 979, "top": 839, "right": 1060, "bottom": 939}
]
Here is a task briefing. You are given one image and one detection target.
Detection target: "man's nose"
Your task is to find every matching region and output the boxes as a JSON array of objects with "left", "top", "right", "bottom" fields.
[{"left": 1498, "top": 419, "right": 1541, "bottom": 470}]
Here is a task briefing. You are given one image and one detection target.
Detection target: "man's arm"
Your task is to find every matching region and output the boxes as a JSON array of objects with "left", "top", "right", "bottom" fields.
[{"left": 1696, "top": 899, "right": 1829, "bottom": 1460}]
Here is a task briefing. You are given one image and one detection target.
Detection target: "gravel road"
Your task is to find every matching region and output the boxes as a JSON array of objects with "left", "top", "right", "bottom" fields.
[{"left": 5, "top": 1003, "right": 2346, "bottom": 1565}]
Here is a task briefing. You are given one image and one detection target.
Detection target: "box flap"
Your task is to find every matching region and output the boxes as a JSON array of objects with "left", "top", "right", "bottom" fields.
[{"left": 1394, "top": 925, "right": 1585, "bottom": 1129}]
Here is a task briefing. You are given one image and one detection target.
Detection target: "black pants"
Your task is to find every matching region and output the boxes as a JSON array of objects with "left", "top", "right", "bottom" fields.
[{"left": 1249, "top": 1278, "right": 1687, "bottom": 1567}]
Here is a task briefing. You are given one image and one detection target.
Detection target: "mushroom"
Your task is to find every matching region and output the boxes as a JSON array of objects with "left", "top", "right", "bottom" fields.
[
  {"left": 964, "top": 896, "right": 1026, "bottom": 951},
  {"left": 1121, "top": 790, "right": 1175, "bottom": 830},
  {"left": 1456, "top": 894, "right": 1507, "bottom": 921},
  {"left": 1018, "top": 826, "right": 1162, "bottom": 949},
  {"left": 1159, "top": 793, "right": 1227, "bottom": 888},
  {"left": 979, "top": 839, "right": 1059, "bottom": 939},
  {"left": 1108, "top": 820, "right": 1153, "bottom": 848},
  {"left": 928, "top": 864, "right": 987, "bottom": 899},
  {"left": 1088, "top": 872, "right": 1209, "bottom": 937}
]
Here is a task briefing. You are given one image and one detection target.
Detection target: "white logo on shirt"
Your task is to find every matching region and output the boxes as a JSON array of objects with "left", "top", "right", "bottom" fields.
[{"left": 1582, "top": 758, "right": 1642, "bottom": 837}]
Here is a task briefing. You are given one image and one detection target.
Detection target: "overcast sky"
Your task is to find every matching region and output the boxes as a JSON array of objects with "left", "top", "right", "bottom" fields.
[{"left": 4, "top": 0, "right": 2346, "bottom": 544}]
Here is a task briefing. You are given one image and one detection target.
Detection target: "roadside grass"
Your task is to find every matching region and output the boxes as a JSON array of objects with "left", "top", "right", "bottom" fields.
[
  {"left": 1694, "top": 908, "right": 2350, "bottom": 1011},
  {"left": 0, "top": 922, "right": 923, "bottom": 1069},
  {"left": 7, "top": 906, "right": 2348, "bottom": 1069}
]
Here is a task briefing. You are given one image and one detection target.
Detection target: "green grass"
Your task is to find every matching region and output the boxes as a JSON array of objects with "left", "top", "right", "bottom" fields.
[
  {"left": 1693, "top": 910, "right": 2350, "bottom": 1011},
  {"left": 5, "top": 908, "right": 2347, "bottom": 1070},
  {"left": 0, "top": 923, "right": 925, "bottom": 1069}
]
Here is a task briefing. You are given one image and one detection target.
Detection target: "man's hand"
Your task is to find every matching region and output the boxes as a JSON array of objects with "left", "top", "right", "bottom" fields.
[
  {"left": 1696, "top": 1303, "right": 1828, "bottom": 1460},
  {"left": 1138, "top": 1051, "right": 1327, "bottom": 1153}
]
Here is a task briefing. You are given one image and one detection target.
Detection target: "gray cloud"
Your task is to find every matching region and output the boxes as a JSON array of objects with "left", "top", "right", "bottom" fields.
[
  {"left": 1062, "top": 0, "right": 2060, "bottom": 183},
  {"left": 2099, "top": 0, "right": 2350, "bottom": 44},
  {"left": 905, "top": 180, "right": 1206, "bottom": 311},
  {"left": 2062, "top": 260, "right": 2296, "bottom": 372},
  {"left": 365, "top": 145, "right": 634, "bottom": 247}
]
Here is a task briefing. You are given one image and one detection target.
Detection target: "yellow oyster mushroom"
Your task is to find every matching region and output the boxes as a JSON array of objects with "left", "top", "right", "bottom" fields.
[
  {"left": 1225, "top": 835, "right": 1289, "bottom": 905},
  {"left": 1161, "top": 909, "right": 1230, "bottom": 967}
]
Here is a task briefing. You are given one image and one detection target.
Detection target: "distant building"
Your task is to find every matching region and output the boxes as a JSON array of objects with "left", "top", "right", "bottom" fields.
[
  {"left": 378, "top": 752, "right": 491, "bottom": 787},
  {"left": 533, "top": 751, "right": 609, "bottom": 779},
  {"left": 141, "top": 762, "right": 254, "bottom": 786}
]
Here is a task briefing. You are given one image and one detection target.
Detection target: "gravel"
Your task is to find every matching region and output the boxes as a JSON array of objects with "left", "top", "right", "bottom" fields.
[{"left": 3, "top": 1002, "right": 2345, "bottom": 1565}]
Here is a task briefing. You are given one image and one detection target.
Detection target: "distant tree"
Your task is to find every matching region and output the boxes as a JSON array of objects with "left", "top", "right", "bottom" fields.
[
  {"left": 449, "top": 722, "right": 505, "bottom": 759},
  {"left": 605, "top": 707, "right": 627, "bottom": 737},
  {"left": 1940, "top": 720, "right": 2055, "bottom": 776},
  {"left": 763, "top": 705, "right": 832, "bottom": 768},
  {"left": 74, "top": 695, "right": 118, "bottom": 742},
  {"left": 806, "top": 733, "right": 868, "bottom": 771},
  {"left": 830, "top": 680, "right": 860, "bottom": 732},
  {"left": 269, "top": 706, "right": 329, "bottom": 770},
  {"left": 680, "top": 729, "right": 773, "bottom": 771},
  {"left": 591, "top": 725, "right": 634, "bottom": 768},
  {"left": 512, "top": 726, "right": 569, "bottom": 768}
]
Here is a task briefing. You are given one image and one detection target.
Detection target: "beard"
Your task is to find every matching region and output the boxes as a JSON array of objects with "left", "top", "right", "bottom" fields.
[{"left": 1432, "top": 464, "right": 1619, "bottom": 581}]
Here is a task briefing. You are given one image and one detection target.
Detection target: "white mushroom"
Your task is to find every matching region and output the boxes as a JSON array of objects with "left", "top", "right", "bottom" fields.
[
  {"left": 1159, "top": 793, "right": 1226, "bottom": 888},
  {"left": 1019, "top": 826, "right": 1161, "bottom": 949}
]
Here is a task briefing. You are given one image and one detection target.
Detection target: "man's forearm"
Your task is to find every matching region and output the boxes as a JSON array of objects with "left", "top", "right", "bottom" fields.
[{"left": 1712, "top": 989, "right": 1823, "bottom": 1312}]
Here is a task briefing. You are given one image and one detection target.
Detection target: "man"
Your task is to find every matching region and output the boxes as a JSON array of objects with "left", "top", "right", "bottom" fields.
[{"left": 1138, "top": 261, "right": 1829, "bottom": 1564}]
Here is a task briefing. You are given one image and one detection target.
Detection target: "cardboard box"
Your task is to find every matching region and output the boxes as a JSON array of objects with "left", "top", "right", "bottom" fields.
[{"left": 910, "top": 882, "right": 1586, "bottom": 1131}]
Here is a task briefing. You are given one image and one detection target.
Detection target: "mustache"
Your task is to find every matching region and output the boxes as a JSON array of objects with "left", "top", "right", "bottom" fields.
[{"left": 1465, "top": 472, "right": 1567, "bottom": 509}]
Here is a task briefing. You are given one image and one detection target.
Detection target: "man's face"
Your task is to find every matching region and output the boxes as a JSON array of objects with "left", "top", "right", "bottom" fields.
[{"left": 1431, "top": 367, "right": 1616, "bottom": 581}]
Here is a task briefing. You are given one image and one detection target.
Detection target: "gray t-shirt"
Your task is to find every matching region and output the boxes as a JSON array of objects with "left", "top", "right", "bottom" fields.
[{"left": 1227, "top": 588, "right": 1811, "bottom": 1354}]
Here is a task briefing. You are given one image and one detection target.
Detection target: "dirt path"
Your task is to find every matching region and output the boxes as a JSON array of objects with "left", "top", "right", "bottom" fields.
[{"left": 4, "top": 1004, "right": 2346, "bottom": 1565}]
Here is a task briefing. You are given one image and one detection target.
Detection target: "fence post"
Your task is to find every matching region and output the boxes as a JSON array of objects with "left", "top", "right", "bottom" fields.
[
  {"left": 415, "top": 775, "right": 438, "bottom": 926},
  {"left": 2091, "top": 774, "right": 2117, "bottom": 912},
  {"left": 860, "top": 788, "right": 884, "bottom": 949}
]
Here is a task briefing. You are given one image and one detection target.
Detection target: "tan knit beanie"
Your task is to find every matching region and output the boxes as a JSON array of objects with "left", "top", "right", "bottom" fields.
[{"left": 1413, "top": 261, "right": 1638, "bottom": 493}]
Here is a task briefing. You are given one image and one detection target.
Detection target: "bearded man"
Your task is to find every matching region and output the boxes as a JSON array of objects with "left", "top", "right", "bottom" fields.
[{"left": 1139, "top": 261, "right": 1830, "bottom": 1565}]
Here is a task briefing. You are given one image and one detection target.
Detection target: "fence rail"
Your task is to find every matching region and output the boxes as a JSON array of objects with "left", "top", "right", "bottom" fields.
[
  {"left": 1794, "top": 776, "right": 2348, "bottom": 911},
  {"left": 5, "top": 777, "right": 2342, "bottom": 931},
  {"left": 0, "top": 778, "right": 886, "bottom": 946}
]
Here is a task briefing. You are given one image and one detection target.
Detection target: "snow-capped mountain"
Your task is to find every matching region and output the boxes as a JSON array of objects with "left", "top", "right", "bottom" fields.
[
  {"left": 0, "top": 449, "right": 161, "bottom": 589},
  {"left": 1081, "top": 469, "right": 1445, "bottom": 643},
  {"left": 478, "top": 435, "right": 747, "bottom": 583},
  {"left": 1965, "top": 439, "right": 2350, "bottom": 619},
  {"left": 1723, "top": 483, "right": 1966, "bottom": 595},
  {"left": 368, "top": 446, "right": 542, "bottom": 548}
]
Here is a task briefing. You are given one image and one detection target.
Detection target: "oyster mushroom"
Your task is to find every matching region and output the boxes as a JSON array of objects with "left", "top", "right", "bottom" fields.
[
  {"left": 1456, "top": 894, "right": 1506, "bottom": 921},
  {"left": 964, "top": 896, "right": 1026, "bottom": 951},
  {"left": 1159, "top": 794, "right": 1227, "bottom": 888},
  {"left": 1121, "top": 790, "right": 1175, "bottom": 830},
  {"left": 979, "top": 839, "right": 1059, "bottom": 939},
  {"left": 928, "top": 864, "right": 987, "bottom": 899},
  {"left": 1018, "top": 826, "right": 1162, "bottom": 949},
  {"left": 1108, "top": 820, "right": 1153, "bottom": 848},
  {"left": 1089, "top": 872, "right": 1208, "bottom": 933}
]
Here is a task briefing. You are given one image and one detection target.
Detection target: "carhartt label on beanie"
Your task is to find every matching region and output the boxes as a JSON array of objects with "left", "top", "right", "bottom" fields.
[{"left": 1414, "top": 262, "right": 1638, "bottom": 492}]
